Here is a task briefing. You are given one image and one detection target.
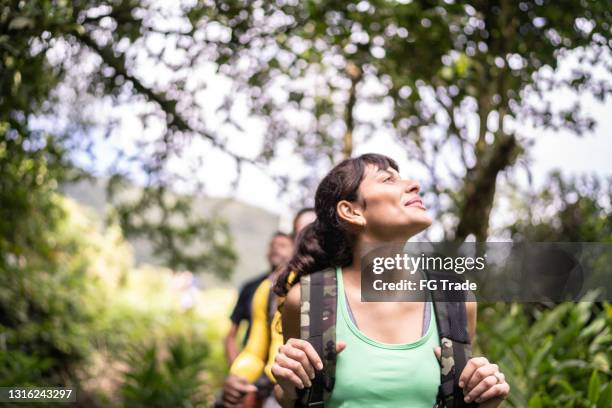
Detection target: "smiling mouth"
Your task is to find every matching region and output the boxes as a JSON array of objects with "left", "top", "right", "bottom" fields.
[{"left": 405, "top": 198, "right": 426, "bottom": 210}]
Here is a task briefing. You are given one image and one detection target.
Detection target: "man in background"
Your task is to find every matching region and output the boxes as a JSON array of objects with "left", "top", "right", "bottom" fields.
[
  {"left": 224, "top": 232, "right": 294, "bottom": 365},
  {"left": 221, "top": 209, "right": 316, "bottom": 408}
]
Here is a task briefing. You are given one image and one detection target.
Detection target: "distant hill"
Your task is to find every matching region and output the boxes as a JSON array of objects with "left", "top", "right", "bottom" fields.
[{"left": 60, "top": 178, "right": 280, "bottom": 288}]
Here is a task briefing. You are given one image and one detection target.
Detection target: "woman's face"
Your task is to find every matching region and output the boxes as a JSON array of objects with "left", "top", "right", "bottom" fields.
[{"left": 355, "top": 164, "right": 432, "bottom": 240}]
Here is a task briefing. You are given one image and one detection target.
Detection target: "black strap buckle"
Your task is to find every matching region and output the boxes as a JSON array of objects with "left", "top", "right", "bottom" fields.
[{"left": 323, "top": 374, "right": 335, "bottom": 392}]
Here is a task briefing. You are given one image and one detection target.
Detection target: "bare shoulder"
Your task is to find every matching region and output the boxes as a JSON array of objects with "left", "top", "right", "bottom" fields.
[
  {"left": 466, "top": 301, "right": 477, "bottom": 316},
  {"left": 281, "top": 282, "right": 301, "bottom": 341},
  {"left": 284, "top": 282, "right": 301, "bottom": 311}
]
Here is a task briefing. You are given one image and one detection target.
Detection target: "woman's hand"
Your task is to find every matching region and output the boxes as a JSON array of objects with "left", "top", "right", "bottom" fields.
[
  {"left": 434, "top": 348, "right": 509, "bottom": 407},
  {"left": 271, "top": 338, "right": 346, "bottom": 399},
  {"left": 459, "top": 356, "right": 510, "bottom": 407}
]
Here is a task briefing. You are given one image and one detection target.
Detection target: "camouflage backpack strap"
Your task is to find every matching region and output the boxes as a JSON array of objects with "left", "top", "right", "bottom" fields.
[
  {"left": 297, "top": 268, "right": 337, "bottom": 408},
  {"left": 427, "top": 270, "right": 478, "bottom": 408}
]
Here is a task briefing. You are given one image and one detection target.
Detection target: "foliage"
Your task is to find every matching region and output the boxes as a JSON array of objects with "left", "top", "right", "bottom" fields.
[
  {"left": 0, "top": 125, "right": 100, "bottom": 389},
  {"left": 0, "top": 190, "right": 232, "bottom": 405},
  {"left": 5, "top": 0, "right": 610, "bottom": 245},
  {"left": 93, "top": 267, "right": 231, "bottom": 407},
  {"left": 2, "top": 2, "right": 611, "bottom": 407},
  {"left": 120, "top": 335, "right": 210, "bottom": 408},
  {"left": 502, "top": 170, "right": 612, "bottom": 242},
  {"left": 91, "top": 264, "right": 231, "bottom": 391},
  {"left": 197, "top": 0, "right": 611, "bottom": 239},
  {"left": 0, "top": 192, "right": 103, "bottom": 386},
  {"left": 2, "top": 0, "right": 237, "bottom": 276},
  {"left": 479, "top": 169, "right": 612, "bottom": 407},
  {"left": 477, "top": 296, "right": 612, "bottom": 407}
]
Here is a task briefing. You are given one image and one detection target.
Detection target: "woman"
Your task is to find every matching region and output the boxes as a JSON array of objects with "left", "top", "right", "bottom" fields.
[{"left": 271, "top": 154, "right": 509, "bottom": 407}]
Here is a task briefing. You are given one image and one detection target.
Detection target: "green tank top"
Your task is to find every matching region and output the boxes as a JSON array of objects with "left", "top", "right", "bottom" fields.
[{"left": 327, "top": 266, "right": 440, "bottom": 408}]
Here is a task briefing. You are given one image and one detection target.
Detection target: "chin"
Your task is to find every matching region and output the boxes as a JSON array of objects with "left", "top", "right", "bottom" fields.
[{"left": 406, "top": 213, "right": 433, "bottom": 236}]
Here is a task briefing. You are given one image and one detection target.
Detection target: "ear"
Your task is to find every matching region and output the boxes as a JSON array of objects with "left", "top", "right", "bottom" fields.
[{"left": 337, "top": 200, "right": 365, "bottom": 229}]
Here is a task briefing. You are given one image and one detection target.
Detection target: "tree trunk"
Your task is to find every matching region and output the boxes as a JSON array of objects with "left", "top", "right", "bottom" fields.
[{"left": 454, "top": 133, "right": 520, "bottom": 241}]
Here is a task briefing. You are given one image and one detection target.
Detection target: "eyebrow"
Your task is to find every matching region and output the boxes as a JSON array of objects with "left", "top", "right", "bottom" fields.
[{"left": 375, "top": 169, "right": 397, "bottom": 177}]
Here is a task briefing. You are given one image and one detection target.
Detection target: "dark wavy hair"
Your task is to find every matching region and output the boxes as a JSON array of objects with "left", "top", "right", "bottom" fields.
[{"left": 274, "top": 153, "right": 398, "bottom": 296}]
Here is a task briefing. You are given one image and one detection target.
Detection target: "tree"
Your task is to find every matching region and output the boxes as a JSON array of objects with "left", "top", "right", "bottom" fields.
[
  {"left": 501, "top": 171, "right": 612, "bottom": 242},
  {"left": 478, "top": 172, "right": 612, "bottom": 407},
  {"left": 3, "top": 0, "right": 611, "bottom": 256},
  {"left": 198, "top": 0, "right": 611, "bottom": 240},
  {"left": 1, "top": 0, "right": 238, "bottom": 276}
]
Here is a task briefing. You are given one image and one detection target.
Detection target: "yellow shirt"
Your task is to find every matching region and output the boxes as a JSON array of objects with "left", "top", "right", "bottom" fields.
[{"left": 229, "top": 278, "right": 283, "bottom": 382}]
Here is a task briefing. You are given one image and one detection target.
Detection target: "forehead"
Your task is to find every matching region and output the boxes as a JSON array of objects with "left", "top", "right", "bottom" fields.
[
  {"left": 271, "top": 235, "right": 292, "bottom": 244},
  {"left": 363, "top": 164, "right": 399, "bottom": 178},
  {"left": 296, "top": 210, "right": 316, "bottom": 223}
]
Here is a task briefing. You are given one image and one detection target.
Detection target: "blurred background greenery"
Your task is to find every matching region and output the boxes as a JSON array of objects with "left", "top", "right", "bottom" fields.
[{"left": 1, "top": 0, "right": 611, "bottom": 407}]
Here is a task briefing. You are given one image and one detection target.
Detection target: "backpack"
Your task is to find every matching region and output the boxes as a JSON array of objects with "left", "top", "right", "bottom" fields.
[{"left": 296, "top": 267, "right": 477, "bottom": 408}]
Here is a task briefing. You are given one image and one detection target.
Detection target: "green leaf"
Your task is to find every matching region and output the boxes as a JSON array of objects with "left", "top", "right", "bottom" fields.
[
  {"left": 550, "top": 377, "right": 576, "bottom": 394},
  {"left": 529, "top": 394, "right": 543, "bottom": 408},
  {"left": 592, "top": 352, "right": 610, "bottom": 374},
  {"left": 454, "top": 53, "right": 471, "bottom": 77},
  {"left": 8, "top": 17, "right": 34, "bottom": 30},
  {"left": 587, "top": 370, "right": 601, "bottom": 403},
  {"left": 597, "top": 382, "right": 612, "bottom": 408}
]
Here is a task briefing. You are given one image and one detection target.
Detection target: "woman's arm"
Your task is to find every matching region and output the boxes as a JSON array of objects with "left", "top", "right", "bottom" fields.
[
  {"left": 224, "top": 323, "right": 239, "bottom": 365},
  {"left": 281, "top": 282, "right": 301, "bottom": 341},
  {"left": 466, "top": 301, "right": 477, "bottom": 341}
]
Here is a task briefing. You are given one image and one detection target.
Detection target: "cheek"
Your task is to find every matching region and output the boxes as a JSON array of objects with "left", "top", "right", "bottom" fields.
[
  {"left": 364, "top": 194, "right": 406, "bottom": 219},
  {"left": 364, "top": 187, "right": 400, "bottom": 206}
]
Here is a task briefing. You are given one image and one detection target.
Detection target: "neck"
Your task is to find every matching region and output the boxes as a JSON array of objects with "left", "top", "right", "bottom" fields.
[
  {"left": 269, "top": 265, "right": 281, "bottom": 281},
  {"left": 345, "top": 231, "right": 413, "bottom": 277}
]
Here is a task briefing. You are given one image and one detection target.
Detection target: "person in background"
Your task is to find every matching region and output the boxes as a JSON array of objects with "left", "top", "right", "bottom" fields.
[
  {"left": 221, "top": 209, "right": 316, "bottom": 408},
  {"left": 292, "top": 208, "right": 316, "bottom": 238},
  {"left": 224, "top": 232, "right": 294, "bottom": 365}
]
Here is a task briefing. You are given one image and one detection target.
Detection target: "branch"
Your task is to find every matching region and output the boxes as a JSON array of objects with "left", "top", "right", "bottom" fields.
[
  {"left": 73, "top": 29, "right": 258, "bottom": 168},
  {"left": 434, "top": 87, "right": 470, "bottom": 172},
  {"left": 342, "top": 62, "right": 362, "bottom": 158}
]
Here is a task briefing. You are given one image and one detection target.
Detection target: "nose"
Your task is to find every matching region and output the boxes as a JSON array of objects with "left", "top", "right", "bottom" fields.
[{"left": 404, "top": 179, "right": 420, "bottom": 195}]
